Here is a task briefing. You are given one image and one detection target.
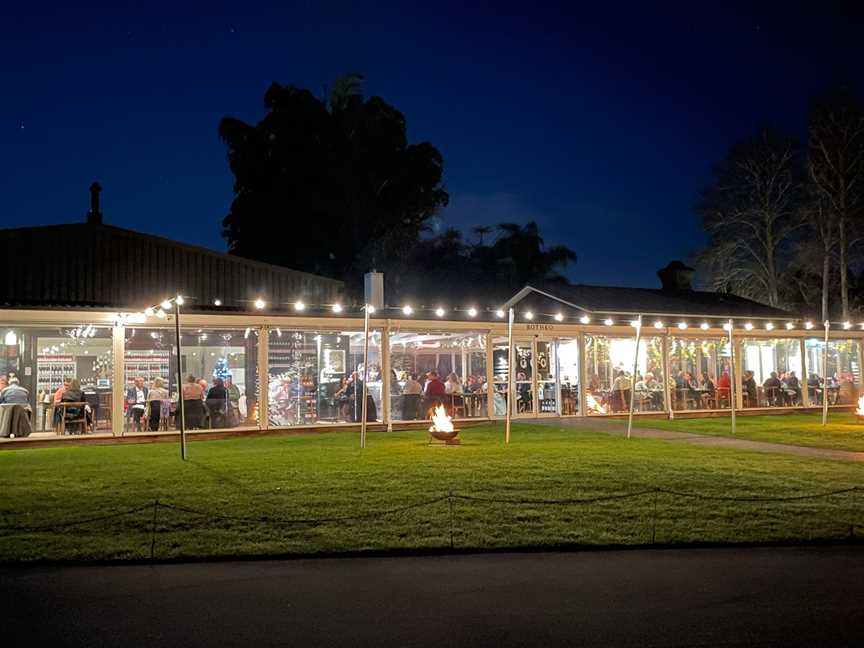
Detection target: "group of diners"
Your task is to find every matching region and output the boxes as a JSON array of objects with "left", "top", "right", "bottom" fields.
[
  {"left": 392, "top": 370, "right": 487, "bottom": 420},
  {"left": 125, "top": 374, "right": 243, "bottom": 432}
]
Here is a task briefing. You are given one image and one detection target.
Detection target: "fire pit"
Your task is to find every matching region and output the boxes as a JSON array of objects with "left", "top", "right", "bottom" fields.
[{"left": 428, "top": 404, "right": 461, "bottom": 446}]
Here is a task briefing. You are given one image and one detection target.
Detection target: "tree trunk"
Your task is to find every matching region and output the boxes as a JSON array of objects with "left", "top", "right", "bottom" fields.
[
  {"left": 822, "top": 249, "right": 831, "bottom": 322},
  {"left": 839, "top": 213, "right": 849, "bottom": 318},
  {"left": 765, "top": 222, "right": 779, "bottom": 307}
]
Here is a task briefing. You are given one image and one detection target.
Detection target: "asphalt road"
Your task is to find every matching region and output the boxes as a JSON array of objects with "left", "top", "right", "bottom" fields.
[{"left": 3, "top": 546, "right": 864, "bottom": 647}]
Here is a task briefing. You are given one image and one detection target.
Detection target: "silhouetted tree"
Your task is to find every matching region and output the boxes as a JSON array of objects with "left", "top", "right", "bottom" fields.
[{"left": 219, "top": 76, "right": 449, "bottom": 285}]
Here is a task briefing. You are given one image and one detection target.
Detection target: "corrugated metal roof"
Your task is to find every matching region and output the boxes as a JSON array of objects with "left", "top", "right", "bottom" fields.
[
  {"left": 0, "top": 223, "right": 343, "bottom": 310},
  {"left": 507, "top": 284, "right": 793, "bottom": 320}
]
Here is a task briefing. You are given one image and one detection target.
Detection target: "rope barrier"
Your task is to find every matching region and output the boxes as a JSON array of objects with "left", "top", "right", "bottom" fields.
[{"left": 0, "top": 503, "right": 154, "bottom": 532}]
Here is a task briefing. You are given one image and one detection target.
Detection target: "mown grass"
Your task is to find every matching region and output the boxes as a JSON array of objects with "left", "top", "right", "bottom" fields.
[
  {"left": 636, "top": 411, "right": 864, "bottom": 452},
  {"left": 1, "top": 423, "right": 863, "bottom": 562}
]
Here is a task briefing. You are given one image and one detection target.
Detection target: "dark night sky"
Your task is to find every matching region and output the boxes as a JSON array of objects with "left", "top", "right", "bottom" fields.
[{"left": 3, "top": 2, "right": 863, "bottom": 287}]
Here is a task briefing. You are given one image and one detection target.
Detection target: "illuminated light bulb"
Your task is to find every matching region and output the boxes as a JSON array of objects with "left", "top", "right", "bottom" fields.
[
  {"left": 580, "top": 315, "right": 591, "bottom": 324},
  {"left": 435, "top": 307, "right": 446, "bottom": 317},
  {"left": 744, "top": 322, "right": 754, "bottom": 331},
  {"left": 843, "top": 321, "right": 852, "bottom": 330},
  {"left": 244, "top": 327, "right": 251, "bottom": 339},
  {"left": 700, "top": 322, "right": 710, "bottom": 331},
  {"left": 402, "top": 305, "right": 414, "bottom": 316},
  {"left": 155, "top": 309, "right": 166, "bottom": 319},
  {"left": 331, "top": 303, "right": 343, "bottom": 314},
  {"left": 604, "top": 318, "right": 614, "bottom": 326},
  {"left": 786, "top": 322, "right": 794, "bottom": 330},
  {"left": 366, "top": 305, "right": 376, "bottom": 314},
  {"left": 554, "top": 312, "right": 564, "bottom": 322},
  {"left": 805, "top": 321, "right": 814, "bottom": 330},
  {"left": 495, "top": 309, "right": 505, "bottom": 318},
  {"left": 275, "top": 328, "right": 282, "bottom": 337},
  {"left": 765, "top": 322, "right": 774, "bottom": 331},
  {"left": 161, "top": 300, "right": 172, "bottom": 310},
  {"left": 654, "top": 320, "right": 664, "bottom": 329},
  {"left": 467, "top": 307, "right": 478, "bottom": 317},
  {"left": 213, "top": 299, "right": 222, "bottom": 306},
  {"left": 144, "top": 307, "right": 154, "bottom": 317},
  {"left": 293, "top": 300, "right": 306, "bottom": 312},
  {"left": 723, "top": 322, "right": 733, "bottom": 332},
  {"left": 677, "top": 322, "right": 687, "bottom": 330},
  {"left": 524, "top": 311, "right": 534, "bottom": 320},
  {"left": 175, "top": 295, "right": 184, "bottom": 305},
  {"left": 254, "top": 298, "right": 266, "bottom": 310},
  {"left": 629, "top": 320, "right": 640, "bottom": 328}
]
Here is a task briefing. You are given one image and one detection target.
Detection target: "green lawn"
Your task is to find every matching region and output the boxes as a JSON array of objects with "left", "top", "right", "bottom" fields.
[
  {"left": 636, "top": 412, "right": 864, "bottom": 452},
  {"left": 1, "top": 424, "right": 863, "bottom": 562}
]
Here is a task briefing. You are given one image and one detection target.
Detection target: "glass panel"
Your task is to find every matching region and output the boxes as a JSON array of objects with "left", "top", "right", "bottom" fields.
[
  {"left": 740, "top": 338, "right": 802, "bottom": 408},
  {"left": 491, "top": 336, "right": 509, "bottom": 416},
  {"left": 124, "top": 327, "right": 178, "bottom": 432},
  {"left": 536, "top": 340, "right": 557, "bottom": 414},
  {"left": 0, "top": 324, "right": 113, "bottom": 434},
  {"left": 268, "top": 329, "right": 381, "bottom": 426},
  {"left": 180, "top": 328, "right": 259, "bottom": 430},
  {"left": 804, "top": 338, "right": 861, "bottom": 405},
  {"left": 585, "top": 335, "right": 666, "bottom": 414},
  {"left": 557, "top": 338, "right": 580, "bottom": 414},
  {"left": 513, "top": 341, "right": 533, "bottom": 415},
  {"left": 668, "top": 337, "right": 732, "bottom": 410},
  {"left": 388, "top": 330, "right": 487, "bottom": 420}
]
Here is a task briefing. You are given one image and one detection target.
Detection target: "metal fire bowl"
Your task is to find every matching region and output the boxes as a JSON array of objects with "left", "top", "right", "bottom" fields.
[{"left": 430, "top": 429, "right": 461, "bottom": 445}]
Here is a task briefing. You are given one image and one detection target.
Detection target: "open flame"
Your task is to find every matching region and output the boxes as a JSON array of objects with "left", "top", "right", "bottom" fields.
[
  {"left": 856, "top": 395, "right": 864, "bottom": 417},
  {"left": 429, "top": 404, "right": 454, "bottom": 433},
  {"left": 586, "top": 392, "right": 608, "bottom": 414}
]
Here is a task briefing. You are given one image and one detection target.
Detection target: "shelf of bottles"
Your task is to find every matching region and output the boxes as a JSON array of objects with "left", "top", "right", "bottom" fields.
[
  {"left": 124, "top": 350, "right": 170, "bottom": 387},
  {"left": 36, "top": 355, "right": 76, "bottom": 393}
]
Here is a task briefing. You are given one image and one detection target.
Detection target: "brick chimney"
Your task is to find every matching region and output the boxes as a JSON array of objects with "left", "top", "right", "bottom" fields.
[
  {"left": 87, "top": 181, "right": 103, "bottom": 225},
  {"left": 657, "top": 260, "right": 694, "bottom": 291}
]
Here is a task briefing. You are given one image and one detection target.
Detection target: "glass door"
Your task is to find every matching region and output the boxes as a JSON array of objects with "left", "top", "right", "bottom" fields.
[
  {"left": 513, "top": 340, "right": 534, "bottom": 416},
  {"left": 536, "top": 340, "right": 559, "bottom": 415}
]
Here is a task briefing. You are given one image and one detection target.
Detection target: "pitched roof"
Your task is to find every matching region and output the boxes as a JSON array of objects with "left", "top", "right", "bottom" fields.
[{"left": 505, "top": 283, "right": 792, "bottom": 320}]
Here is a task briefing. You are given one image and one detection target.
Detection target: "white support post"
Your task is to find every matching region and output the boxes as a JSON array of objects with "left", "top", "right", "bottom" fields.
[
  {"left": 173, "top": 301, "right": 187, "bottom": 461},
  {"left": 661, "top": 332, "right": 673, "bottom": 420},
  {"left": 382, "top": 321, "right": 391, "bottom": 431},
  {"left": 360, "top": 305, "right": 370, "bottom": 448},
  {"left": 257, "top": 326, "right": 269, "bottom": 430},
  {"left": 505, "top": 308, "right": 514, "bottom": 444},
  {"left": 822, "top": 320, "right": 830, "bottom": 426},
  {"left": 578, "top": 331, "right": 587, "bottom": 416},
  {"left": 486, "top": 332, "right": 494, "bottom": 419},
  {"left": 799, "top": 337, "right": 810, "bottom": 408},
  {"left": 626, "top": 315, "right": 642, "bottom": 439},
  {"left": 728, "top": 320, "right": 736, "bottom": 435},
  {"left": 111, "top": 324, "right": 125, "bottom": 437}
]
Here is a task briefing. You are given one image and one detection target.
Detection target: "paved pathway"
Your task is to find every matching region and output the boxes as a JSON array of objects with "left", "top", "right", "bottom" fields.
[
  {"left": 3, "top": 546, "right": 863, "bottom": 647},
  {"left": 525, "top": 417, "right": 864, "bottom": 462}
]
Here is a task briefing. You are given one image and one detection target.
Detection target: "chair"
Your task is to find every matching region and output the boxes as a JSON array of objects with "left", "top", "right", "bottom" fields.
[
  {"left": 450, "top": 395, "right": 466, "bottom": 419},
  {"left": 206, "top": 398, "right": 229, "bottom": 429},
  {"left": 61, "top": 402, "right": 90, "bottom": 435}
]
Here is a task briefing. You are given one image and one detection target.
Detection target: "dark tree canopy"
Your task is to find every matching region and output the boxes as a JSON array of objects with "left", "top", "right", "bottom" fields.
[{"left": 220, "top": 78, "right": 449, "bottom": 282}]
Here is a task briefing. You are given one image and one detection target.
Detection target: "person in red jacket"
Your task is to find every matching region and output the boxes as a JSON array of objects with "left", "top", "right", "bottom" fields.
[{"left": 424, "top": 372, "right": 446, "bottom": 396}]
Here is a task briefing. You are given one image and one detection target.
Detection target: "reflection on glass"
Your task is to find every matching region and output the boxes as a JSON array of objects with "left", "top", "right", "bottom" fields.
[
  {"left": 389, "top": 330, "right": 487, "bottom": 420},
  {"left": 558, "top": 338, "right": 580, "bottom": 415},
  {"left": 740, "top": 338, "right": 802, "bottom": 408},
  {"left": 804, "top": 338, "right": 861, "bottom": 405},
  {"left": 491, "top": 336, "right": 509, "bottom": 416},
  {"left": 268, "top": 329, "right": 381, "bottom": 426},
  {"left": 513, "top": 341, "right": 533, "bottom": 415},
  {"left": 668, "top": 337, "right": 732, "bottom": 410},
  {"left": 536, "top": 340, "right": 558, "bottom": 414},
  {"left": 585, "top": 335, "right": 665, "bottom": 414}
]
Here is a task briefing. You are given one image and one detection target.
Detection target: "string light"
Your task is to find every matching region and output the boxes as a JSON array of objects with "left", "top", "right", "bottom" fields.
[
  {"left": 629, "top": 320, "right": 640, "bottom": 328},
  {"left": 524, "top": 311, "right": 534, "bottom": 320},
  {"left": 554, "top": 313, "right": 564, "bottom": 322},
  {"left": 293, "top": 300, "right": 306, "bottom": 312},
  {"left": 744, "top": 322, "right": 754, "bottom": 331},
  {"left": 580, "top": 315, "right": 591, "bottom": 324},
  {"left": 723, "top": 322, "right": 733, "bottom": 331},
  {"left": 786, "top": 322, "right": 794, "bottom": 330},
  {"left": 677, "top": 322, "right": 687, "bottom": 330},
  {"left": 160, "top": 299, "right": 172, "bottom": 310},
  {"left": 155, "top": 309, "right": 166, "bottom": 319},
  {"left": 467, "top": 307, "right": 478, "bottom": 317},
  {"left": 175, "top": 295, "right": 184, "bottom": 305},
  {"left": 805, "top": 321, "right": 814, "bottom": 330},
  {"left": 331, "top": 303, "right": 343, "bottom": 314},
  {"left": 254, "top": 298, "right": 266, "bottom": 310},
  {"left": 435, "top": 307, "right": 446, "bottom": 317},
  {"left": 700, "top": 322, "right": 709, "bottom": 330},
  {"left": 213, "top": 299, "right": 222, "bottom": 307},
  {"left": 366, "top": 305, "right": 376, "bottom": 314},
  {"left": 654, "top": 320, "right": 664, "bottom": 329},
  {"left": 495, "top": 309, "right": 505, "bottom": 318},
  {"left": 603, "top": 318, "right": 614, "bottom": 326},
  {"left": 402, "top": 305, "right": 414, "bottom": 316},
  {"left": 843, "top": 321, "right": 852, "bottom": 330},
  {"left": 144, "top": 307, "right": 154, "bottom": 317}
]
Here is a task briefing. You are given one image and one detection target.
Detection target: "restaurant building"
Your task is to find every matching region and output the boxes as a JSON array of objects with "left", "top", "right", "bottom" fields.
[{"left": 0, "top": 191, "right": 861, "bottom": 443}]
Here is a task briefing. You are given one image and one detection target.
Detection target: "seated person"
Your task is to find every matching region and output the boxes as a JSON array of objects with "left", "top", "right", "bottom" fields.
[
  {"left": 401, "top": 373, "right": 423, "bottom": 420},
  {"left": 762, "top": 371, "right": 782, "bottom": 405},
  {"left": 742, "top": 371, "right": 758, "bottom": 406},
  {"left": 781, "top": 371, "right": 801, "bottom": 405},
  {"left": 126, "top": 376, "right": 148, "bottom": 431},
  {"left": 0, "top": 377, "right": 30, "bottom": 409},
  {"left": 445, "top": 372, "right": 463, "bottom": 395},
  {"left": 699, "top": 373, "right": 716, "bottom": 407},
  {"left": 60, "top": 378, "right": 91, "bottom": 432}
]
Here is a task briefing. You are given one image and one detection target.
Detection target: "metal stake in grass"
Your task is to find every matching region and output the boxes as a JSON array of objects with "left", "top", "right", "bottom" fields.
[
  {"left": 505, "top": 307, "right": 514, "bottom": 444},
  {"left": 627, "top": 315, "right": 642, "bottom": 440},
  {"left": 822, "top": 320, "right": 830, "bottom": 427},
  {"left": 728, "top": 319, "right": 736, "bottom": 435},
  {"left": 174, "top": 300, "right": 187, "bottom": 460}
]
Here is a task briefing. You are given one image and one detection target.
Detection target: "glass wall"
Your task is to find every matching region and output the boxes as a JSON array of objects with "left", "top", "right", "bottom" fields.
[
  {"left": 389, "top": 330, "right": 487, "bottom": 420},
  {"left": 584, "top": 334, "right": 665, "bottom": 414},
  {"left": 267, "top": 329, "right": 381, "bottom": 426},
  {"left": 180, "top": 328, "right": 259, "bottom": 429},
  {"left": 668, "top": 337, "right": 732, "bottom": 410},
  {"left": 124, "top": 327, "right": 177, "bottom": 432},
  {"left": 491, "top": 336, "right": 509, "bottom": 416},
  {"left": 513, "top": 340, "right": 533, "bottom": 414},
  {"left": 804, "top": 338, "right": 861, "bottom": 405},
  {"left": 558, "top": 337, "right": 580, "bottom": 415},
  {"left": 536, "top": 340, "right": 558, "bottom": 414},
  {"left": 740, "top": 338, "right": 802, "bottom": 408}
]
